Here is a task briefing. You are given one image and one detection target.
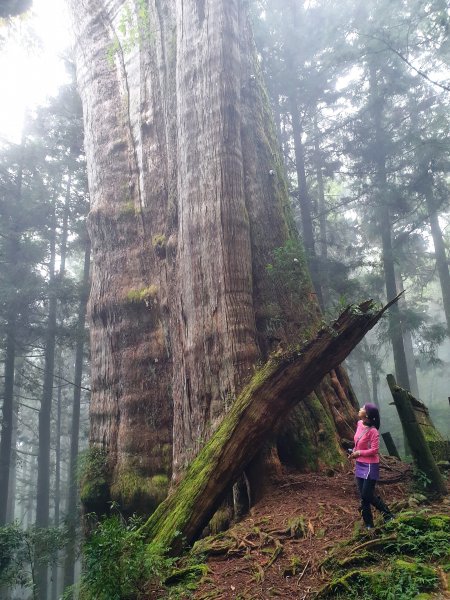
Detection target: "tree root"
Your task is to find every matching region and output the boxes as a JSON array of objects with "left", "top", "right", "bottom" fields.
[
  {"left": 264, "top": 539, "right": 283, "bottom": 569},
  {"left": 348, "top": 533, "right": 397, "bottom": 555}
]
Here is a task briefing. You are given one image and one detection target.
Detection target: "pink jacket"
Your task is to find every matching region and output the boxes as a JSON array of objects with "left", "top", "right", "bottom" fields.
[{"left": 354, "top": 420, "right": 380, "bottom": 464}]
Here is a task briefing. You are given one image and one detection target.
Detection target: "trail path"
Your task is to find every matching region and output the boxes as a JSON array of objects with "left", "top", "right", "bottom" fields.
[{"left": 193, "top": 464, "right": 449, "bottom": 599}]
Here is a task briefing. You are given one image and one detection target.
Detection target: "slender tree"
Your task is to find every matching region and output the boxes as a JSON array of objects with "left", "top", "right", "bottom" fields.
[
  {"left": 63, "top": 242, "right": 90, "bottom": 594},
  {"left": 0, "top": 136, "right": 44, "bottom": 525}
]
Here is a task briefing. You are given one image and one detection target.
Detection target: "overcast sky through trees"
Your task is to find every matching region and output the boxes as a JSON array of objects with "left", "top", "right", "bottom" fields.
[{"left": 0, "top": 0, "right": 70, "bottom": 143}]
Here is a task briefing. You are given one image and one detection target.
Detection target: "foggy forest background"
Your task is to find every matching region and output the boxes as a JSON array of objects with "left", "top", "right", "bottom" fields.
[{"left": 0, "top": 0, "right": 450, "bottom": 598}]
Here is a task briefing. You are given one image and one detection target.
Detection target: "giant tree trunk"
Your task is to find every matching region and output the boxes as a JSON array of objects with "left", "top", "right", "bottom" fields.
[
  {"left": 71, "top": 0, "right": 175, "bottom": 514},
  {"left": 70, "top": 0, "right": 358, "bottom": 518}
]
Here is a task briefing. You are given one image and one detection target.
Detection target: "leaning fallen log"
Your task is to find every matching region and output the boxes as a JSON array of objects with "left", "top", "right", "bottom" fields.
[
  {"left": 141, "top": 298, "right": 399, "bottom": 555},
  {"left": 387, "top": 374, "right": 447, "bottom": 496}
]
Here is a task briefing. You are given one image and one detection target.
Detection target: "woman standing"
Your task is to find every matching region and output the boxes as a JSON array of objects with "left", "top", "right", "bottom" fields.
[{"left": 349, "top": 403, "right": 394, "bottom": 529}]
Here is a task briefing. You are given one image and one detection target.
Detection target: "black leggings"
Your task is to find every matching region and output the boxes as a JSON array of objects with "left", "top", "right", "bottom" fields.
[{"left": 356, "top": 477, "right": 391, "bottom": 527}]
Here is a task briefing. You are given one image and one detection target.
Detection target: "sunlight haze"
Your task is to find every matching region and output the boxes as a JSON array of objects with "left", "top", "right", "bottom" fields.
[{"left": 0, "top": 0, "right": 71, "bottom": 143}]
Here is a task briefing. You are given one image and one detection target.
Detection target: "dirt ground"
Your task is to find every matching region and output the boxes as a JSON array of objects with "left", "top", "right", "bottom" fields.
[{"left": 193, "top": 461, "right": 450, "bottom": 600}]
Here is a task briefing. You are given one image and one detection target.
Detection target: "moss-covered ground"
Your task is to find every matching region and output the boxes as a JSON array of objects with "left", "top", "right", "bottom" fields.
[
  {"left": 75, "top": 463, "right": 448, "bottom": 599},
  {"left": 317, "top": 513, "right": 450, "bottom": 599}
]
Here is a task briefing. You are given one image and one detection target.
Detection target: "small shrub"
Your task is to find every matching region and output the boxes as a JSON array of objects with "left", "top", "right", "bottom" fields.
[
  {"left": 76, "top": 513, "right": 174, "bottom": 600},
  {"left": 413, "top": 467, "right": 432, "bottom": 491}
]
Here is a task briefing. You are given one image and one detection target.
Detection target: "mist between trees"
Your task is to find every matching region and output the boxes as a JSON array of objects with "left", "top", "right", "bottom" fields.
[{"left": 0, "top": 0, "right": 450, "bottom": 599}]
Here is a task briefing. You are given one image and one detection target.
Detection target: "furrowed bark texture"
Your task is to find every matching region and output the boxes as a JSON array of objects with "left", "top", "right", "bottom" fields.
[
  {"left": 142, "top": 300, "right": 392, "bottom": 554},
  {"left": 70, "top": 0, "right": 358, "bottom": 515},
  {"left": 71, "top": 0, "right": 176, "bottom": 512},
  {"left": 170, "top": 0, "right": 259, "bottom": 474}
]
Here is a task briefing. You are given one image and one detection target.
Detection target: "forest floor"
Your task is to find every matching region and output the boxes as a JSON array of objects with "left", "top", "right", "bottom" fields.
[{"left": 187, "top": 461, "right": 450, "bottom": 600}]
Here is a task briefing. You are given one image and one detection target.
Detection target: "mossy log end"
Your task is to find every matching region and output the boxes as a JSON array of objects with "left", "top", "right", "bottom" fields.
[
  {"left": 386, "top": 374, "right": 447, "bottom": 496},
  {"left": 141, "top": 299, "right": 397, "bottom": 555}
]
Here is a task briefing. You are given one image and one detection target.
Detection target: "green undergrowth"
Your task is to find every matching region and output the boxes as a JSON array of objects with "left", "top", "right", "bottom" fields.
[
  {"left": 68, "top": 511, "right": 207, "bottom": 600},
  {"left": 317, "top": 511, "right": 450, "bottom": 599}
]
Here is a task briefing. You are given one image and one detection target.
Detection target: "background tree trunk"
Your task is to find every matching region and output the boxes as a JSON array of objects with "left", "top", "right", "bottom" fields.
[
  {"left": 369, "top": 62, "right": 411, "bottom": 391},
  {"left": 63, "top": 243, "right": 90, "bottom": 594},
  {"left": 0, "top": 148, "right": 23, "bottom": 526},
  {"left": 425, "top": 180, "right": 450, "bottom": 332},
  {"left": 35, "top": 196, "right": 58, "bottom": 600},
  {"left": 0, "top": 315, "right": 17, "bottom": 525}
]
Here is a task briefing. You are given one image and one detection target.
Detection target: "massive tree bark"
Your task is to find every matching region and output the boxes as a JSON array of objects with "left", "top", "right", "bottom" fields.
[
  {"left": 72, "top": 0, "right": 175, "bottom": 514},
  {"left": 142, "top": 299, "right": 394, "bottom": 554},
  {"left": 70, "top": 0, "right": 358, "bottom": 517}
]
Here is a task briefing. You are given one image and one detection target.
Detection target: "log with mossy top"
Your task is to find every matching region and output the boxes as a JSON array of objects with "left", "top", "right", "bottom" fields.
[
  {"left": 387, "top": 374, "right": 447, "bottom": 496},
  {"left": 141, "top": 298, "right": 399, "bottom": 555}
]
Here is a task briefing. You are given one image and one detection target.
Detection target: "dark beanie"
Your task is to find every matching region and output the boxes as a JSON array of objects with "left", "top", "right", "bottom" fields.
[{"left": 364, "top": 403, "right": 380, "bottom": 430}]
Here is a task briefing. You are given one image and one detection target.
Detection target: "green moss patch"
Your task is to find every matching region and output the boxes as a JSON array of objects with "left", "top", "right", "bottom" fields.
[
  {"left": 319, "top": 560, "right": 439, "bottom": 599},
  {"left": 208, "top": 506, "right": 233, "bottom": 535},
  {"left": 119, "top": 200, "right": 138, "bottom": 216},
  {"left": 318, "top": 512, "right": 449, "bottom": 599},
  {"left": 78, "top": 447, "right": 110, "bottom": 514},
  {"left": 125, "top": 285, "right": 158, "bottom": 304},
  {"left": 111, "top": 469, "right": 169, "bottom": 514}
]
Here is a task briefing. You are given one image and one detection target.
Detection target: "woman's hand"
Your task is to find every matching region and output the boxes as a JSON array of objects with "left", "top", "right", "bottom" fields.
[{"left": 348, "top": 450, "right": 361, "bottom": 459}]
